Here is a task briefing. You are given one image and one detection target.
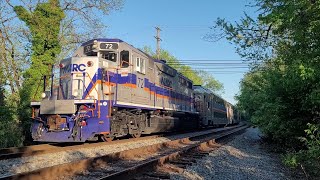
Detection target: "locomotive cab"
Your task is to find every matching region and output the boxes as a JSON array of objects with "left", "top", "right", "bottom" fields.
[{"left": 30, "top": 39, "right": 126, "bottom": 142}]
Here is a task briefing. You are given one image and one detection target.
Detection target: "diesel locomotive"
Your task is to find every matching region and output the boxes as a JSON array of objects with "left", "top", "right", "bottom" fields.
[{"left": 30, "top": 38, "right": 240, "bottom": 142}]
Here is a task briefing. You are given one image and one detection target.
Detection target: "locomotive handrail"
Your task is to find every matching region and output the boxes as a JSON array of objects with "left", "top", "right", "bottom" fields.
[
  {"left": 106, "top": 71, "right": 112, "bottom": 118},
  {"left": 85, "top": 72, "right": 101, "bottom": 118},
  {"left": 155, "top": 83, "right": 174, "bottom": 91},
  {"left": 72, "top": 72, "right": 101, "bottom": 118}
]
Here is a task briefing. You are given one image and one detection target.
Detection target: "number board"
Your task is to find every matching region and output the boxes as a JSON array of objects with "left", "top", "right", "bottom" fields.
[{"left": 100, "top": 43, "right": 118, "bottom": 50}]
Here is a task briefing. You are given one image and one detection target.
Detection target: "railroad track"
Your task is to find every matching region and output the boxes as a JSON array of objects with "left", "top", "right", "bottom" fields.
[
  {"left": 0, "top": 125, "right": 240, "bottom": 161},
  {"left": 0, "top": 143, "right": 74, "bottom": 160},
  {"left": 103, "top": 125, "right": 248, "bottom": 180},
  {"left": 0, "top": 135, "right": 164, "bottom": 161},
  {"left": 0, "top": 124, "right": 247, "bottom": 180}
]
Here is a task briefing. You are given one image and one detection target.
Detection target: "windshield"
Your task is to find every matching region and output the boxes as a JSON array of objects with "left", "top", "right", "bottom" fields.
[
  {"left": 49, "top": 78, "right": 86, "bottom": 100},
  {"left": 40, "top": 64, "right": 88, "bottom": 100},
  {"left": 100, "top": 51, "right": 117, "bottom": 62}
]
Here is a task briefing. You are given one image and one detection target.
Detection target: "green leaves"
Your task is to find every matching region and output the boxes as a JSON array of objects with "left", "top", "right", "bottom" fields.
[
  {"left": 15, "top": 0, "right": 65, "bottom": 100},
  {"left": 219, "top": 0, "right": 320, "bottom": 177},
  {"left": 0, "top": 0, "right": 123, "bottom": 147},
  {"left": 13, "top": 0, "right": 65, "bottom": 145}
]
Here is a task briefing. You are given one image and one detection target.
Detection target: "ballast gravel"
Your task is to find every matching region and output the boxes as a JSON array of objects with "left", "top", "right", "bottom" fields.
[
  {"left": 0, "top": 126, "right": 234, "bottom": 178},
  {"left": 0, "top": 138, "right": 171, "bottom": 178},
  {"left": 170, "top": 127, "right": 294, "bottom": 180}
]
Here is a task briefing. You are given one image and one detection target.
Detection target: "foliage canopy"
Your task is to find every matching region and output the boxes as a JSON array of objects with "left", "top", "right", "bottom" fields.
[
  {"left": 212, "top": 0, "right": 320, "bottom": 177},
  {"left": 0, "top": 0, "right": 122, "bottom": 147}
]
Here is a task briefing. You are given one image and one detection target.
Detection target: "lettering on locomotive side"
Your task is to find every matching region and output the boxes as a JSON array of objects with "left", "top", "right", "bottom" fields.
[
  {"left": 61, "top": 64, "right": 87, "bottom": 74},
  {"left": 72, "top": 64, "right": 86, "bottom": 72},
  {"left": 137, "top": 77, "right": 144, "bottom": 88},
  {"left": 160, "top": 77, "right": 172, "bottom": 88},
  {"left": 61, "top": 64, "right": 71, "bottom": 74}
]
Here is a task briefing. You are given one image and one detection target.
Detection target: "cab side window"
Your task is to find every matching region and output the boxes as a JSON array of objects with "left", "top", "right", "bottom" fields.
[
  {"left": 136, "top": 57, "right": 145, "bottom": 74},
  {"left": 120, "top": 50, "right": 129, "bottom": 68}
]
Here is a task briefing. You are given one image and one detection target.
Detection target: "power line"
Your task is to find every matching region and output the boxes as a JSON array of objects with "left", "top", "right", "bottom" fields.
[
  {"left": 169, "top": 65, "right": 250, "bottom": 67},
  {"left": 168, "top": 64, "right": 250, "bottom": 66},
  {"left": 176, "top": 66, "right": 249, "bottom": 68},
  {"left": 179, "top": 70, "right": 247, "bottom": 72},
  {"left": 177, "top": 68, "right": 248, "bottom": 70},
  {"left": 176, "top": 59, "right": 249, "bottom": 61},
  {"left": 181, "top": 71, "right": 248, "bottom": 73},
  {"left": 167, "top": 59, "right": 259, "bottom": 63},
  {"left": 180, "top": 72, "right": 246, "bottom": 74},
  {"left": 178, "top": 69, "right": 248, "bottom": 72},
  {"left": 168, "top": 62, "right": 249, "bottom": 64}
]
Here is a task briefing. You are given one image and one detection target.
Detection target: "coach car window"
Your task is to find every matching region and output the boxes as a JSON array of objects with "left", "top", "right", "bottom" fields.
[{"left": 120, "top": 50, "right": 130, "bottom": 68}]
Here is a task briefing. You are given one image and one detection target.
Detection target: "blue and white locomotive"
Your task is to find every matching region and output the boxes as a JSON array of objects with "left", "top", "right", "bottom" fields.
[{"left": 30, "top": 38, "right": 240, "bottom": 142}]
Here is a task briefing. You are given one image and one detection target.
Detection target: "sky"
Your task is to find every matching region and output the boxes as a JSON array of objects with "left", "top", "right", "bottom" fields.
[
  {"left": 9, "top": 0, "right": 256, "bottom": 104},
  {"left": 102, "top": 0, "right": 257, "bottom": 104}
]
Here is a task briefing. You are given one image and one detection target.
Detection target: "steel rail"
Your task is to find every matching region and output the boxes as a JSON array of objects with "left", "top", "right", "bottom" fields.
[
  {"left": 100, "top": 125, "right": 248, "bottom": 180},
  {"left": 0, "top": 124, "right": 246, "bottom": 180},
  {"left": 0, "top": 125, "right": 240, "bottom": 161},
  {"left": 0, "top": 135, "right": 163, "bottom": 161}
]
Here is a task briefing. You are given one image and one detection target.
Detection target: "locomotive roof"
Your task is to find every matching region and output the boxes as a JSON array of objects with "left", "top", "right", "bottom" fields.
[
  {"left": 193, "top": 85, "right": 213, "bottom": 94},
  {"left": 81, "top": 38, "right": 124, "bottom": 46},
  {"left": 80, "top": 38, "right": 193, "bottom": 84}
]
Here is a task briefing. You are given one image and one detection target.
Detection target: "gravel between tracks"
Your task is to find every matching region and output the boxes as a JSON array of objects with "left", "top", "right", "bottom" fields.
[
  {"left": 0, "top": 127, "right": 233, "bottom": 178},
  {"left": 170, "top": 127, "right": 294, "bottom": 180}
]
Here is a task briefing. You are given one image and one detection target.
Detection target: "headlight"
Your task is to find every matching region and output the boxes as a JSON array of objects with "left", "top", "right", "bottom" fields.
[
  {"left": 41, "top": 92, "right": 46, "bottom": 99},
  {"left": 92, "top": 40, "right": 98, "bottom": 49}
]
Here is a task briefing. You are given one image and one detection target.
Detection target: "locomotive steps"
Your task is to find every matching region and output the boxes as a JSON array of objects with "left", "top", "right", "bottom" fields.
[{"left": 0, "top": 124, "right": 248, "bottom": 180}]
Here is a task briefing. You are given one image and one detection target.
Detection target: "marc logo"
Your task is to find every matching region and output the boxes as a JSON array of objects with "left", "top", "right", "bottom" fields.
[
  {"left": 61, "top": 64, "right": 86, "bottom": 73},
  {"left": 72, "top": 64, "right": 86, "bottom": 72}
]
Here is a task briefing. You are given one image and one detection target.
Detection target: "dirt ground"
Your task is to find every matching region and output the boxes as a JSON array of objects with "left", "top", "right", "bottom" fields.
[{"left": 170, "top": 127, "right": 304, "bottom": 180}]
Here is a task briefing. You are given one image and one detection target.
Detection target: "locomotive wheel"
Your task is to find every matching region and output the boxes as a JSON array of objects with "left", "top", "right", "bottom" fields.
[
  {"left": 101, "top": 134, "right": 114, "bottom": 142},
  {"left": 131, "top": 131, "right": 141, "bottom": 138}
]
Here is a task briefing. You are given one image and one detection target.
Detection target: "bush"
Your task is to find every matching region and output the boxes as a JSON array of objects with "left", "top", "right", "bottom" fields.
[
  {"left": 0, "top": 106, "right": 24, "bottom": 148},
  {"left": 283, "top": 123, "right": 320, "bottom": 178}
]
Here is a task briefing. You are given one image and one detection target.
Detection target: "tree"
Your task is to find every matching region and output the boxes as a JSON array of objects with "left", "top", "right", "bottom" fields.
[
  {"left": 14, "top": 0, "right": 65, "bottom": 143},
  {"left": 212, "top": 0, "right": 320, "bottom": 176},
  {"left": 0, "top": 13, "right": 24, "bottom": 95},
  {"left": 0, "top": 0, "right": 123, "bottom": 100},
  {"left": 0, "top": 0, "right": 123, "bottom": 147}
]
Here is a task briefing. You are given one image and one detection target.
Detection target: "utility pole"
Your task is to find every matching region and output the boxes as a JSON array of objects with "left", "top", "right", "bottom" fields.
[{"left": 154, "top": 26, "right": 162, "bottom": 60}]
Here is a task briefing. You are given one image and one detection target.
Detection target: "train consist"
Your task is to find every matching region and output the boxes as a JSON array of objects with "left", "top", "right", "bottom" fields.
[{"left": 30, "top": 38, "right": 240, "bottom": 142}]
